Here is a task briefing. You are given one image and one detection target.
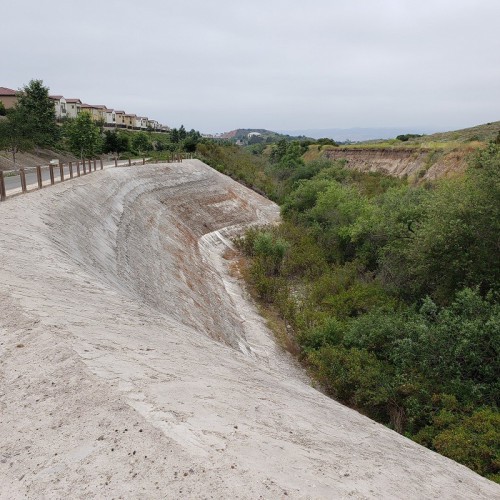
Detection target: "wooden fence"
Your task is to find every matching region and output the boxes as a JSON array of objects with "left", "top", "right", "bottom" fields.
[{"left": 0, "top": 153, "right": 193, "bottom": 202}]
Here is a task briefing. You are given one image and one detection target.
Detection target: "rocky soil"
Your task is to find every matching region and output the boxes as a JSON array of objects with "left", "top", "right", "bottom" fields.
[
  {"left": 323, "top": 147, "right": 475, "bottom": 180},
  {"left": 1, "top": 160, "right": 498, "bottom": 499}
]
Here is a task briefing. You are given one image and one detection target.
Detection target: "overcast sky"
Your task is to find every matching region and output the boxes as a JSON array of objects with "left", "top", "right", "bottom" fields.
[{"left": 3, "top": 0, "right": 500, "bottom": 134}]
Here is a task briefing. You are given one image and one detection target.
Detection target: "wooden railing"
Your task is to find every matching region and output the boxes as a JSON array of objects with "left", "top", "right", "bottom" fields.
[{"left": 0, "top": 153, "right": 194, "bottom": 202}]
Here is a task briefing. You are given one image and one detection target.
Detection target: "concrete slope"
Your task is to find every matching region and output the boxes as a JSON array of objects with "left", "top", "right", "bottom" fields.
[{"left": 0, "top": 160, "right": 498, "bottom": 499}]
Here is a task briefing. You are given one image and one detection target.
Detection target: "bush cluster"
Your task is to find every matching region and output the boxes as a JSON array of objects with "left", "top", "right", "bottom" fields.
[{"left": 213, "top": 139, "right": 500, "bottom": 482}]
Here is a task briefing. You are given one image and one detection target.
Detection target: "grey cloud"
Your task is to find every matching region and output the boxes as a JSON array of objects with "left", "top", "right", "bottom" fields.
[{"left": 3, "top": 0, "right": 500, "bottom": 132}]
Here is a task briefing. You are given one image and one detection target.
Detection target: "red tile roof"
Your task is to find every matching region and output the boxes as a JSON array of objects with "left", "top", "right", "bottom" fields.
[
  {"left": 66, "top": 98, "right": 82, "bottom": 103},
  {"left": 49, "top": 95, "right": 64, "bottom": 100},
  {"left": 0, "top": 87, "right": 17, "bottom": 96}
]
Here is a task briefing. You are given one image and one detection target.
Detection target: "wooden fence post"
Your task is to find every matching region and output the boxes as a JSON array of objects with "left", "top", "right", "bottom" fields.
[
  {"left": 0, "top": 171, "right": 6, "bottom": 201},
  {"left": 100, "top": 159, "right": 103, "bottom": 170},
  {"left": 69, "top": 161, "right": 73, "bottom": 179},
  {"left": 128, "top": 158, "right": 131, "bottom": 166},
  {"left": 59, "top": 162, "right": 65, "bottom": 182},
  {"left": 36, "top": 166, "right": 43, "bottom": 189},
  {"left": 76, "top": 161, "right": 81, "bottom": 177},
  {"left": 20, "top": 168, "right": 27, "bottom": 193},
  {"left": 49, "top": 164, "right": 55, "bottom": 185}
]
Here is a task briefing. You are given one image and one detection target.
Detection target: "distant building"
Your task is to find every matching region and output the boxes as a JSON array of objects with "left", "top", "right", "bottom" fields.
[
  {"left": 123, "top": 114, "right": 136, "bottom": 129},
  {"left": 80, "top": 104, "right": 107, "bottom": 122},
  {"left": 147, "top": 119, "right": 159, "bottom": 131},
  {"left": 49, "top": 95, "right": 67, "bottom": 119},
  {"left": 114, "top": 111, "right": 126, "bottom": 128},
  {"left": 247, "top": 132, "right": 262, "bottom": 138},
  {"left": 0, "top": 87, "right": 18, "bottom": 110},
  {"left": 134, "top": 116, "right": 148, "bottom": 130},
  {"left": 105, "top": 109, "right": 116, "bottom": 127},
  {"left": 66, "top": 98, "right": 82, "bottom": 119}
]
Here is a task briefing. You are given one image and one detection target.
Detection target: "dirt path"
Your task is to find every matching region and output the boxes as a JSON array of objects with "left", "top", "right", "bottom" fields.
[{"left": 0, "top": 160, "right": 498, "bottom": 499}]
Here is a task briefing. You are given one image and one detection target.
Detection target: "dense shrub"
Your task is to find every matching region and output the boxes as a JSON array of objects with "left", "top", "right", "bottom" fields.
[{"left": 231, "top": 142, "right": 500, "bottom": 481}]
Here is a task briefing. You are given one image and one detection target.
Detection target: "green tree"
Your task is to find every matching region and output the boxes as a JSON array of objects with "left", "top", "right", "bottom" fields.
[
  {"left": 0, "top": 101, "right": 6, "bottom": 116},
  {"left": 102, "top": 130, "right": 130, "bottom": 154},
  {"left": 178, "top": 124, "right": 187, "bottom": 140},
  {"left": 170, "top": 128, "right": 179, "bottom": 144},
  {"left": 416, "top": 406, "right": 500, "bottom": 482},
  {"left": 131, "top": 132, "right": 151, "bottom": 154},
  {"left": 0, "top": 115, "right": 34, "bottom": 164},
  {"left": 66, "top": 112, "right": 102, "bottom": 159},
  {"left": 393, "top": 145, "right": 500, "bottom": 303},
  {"left": 117, "top": 133, "right": 130, "bottom": 153},
  {"left": 102, "top": 130, "right": 119, "bottom": 153},
  {"left": 270, "top": 139, "right": 288, "bottom": 164},
  {"left": 14, "top": 79, "right": 59, "bottom": 147}
]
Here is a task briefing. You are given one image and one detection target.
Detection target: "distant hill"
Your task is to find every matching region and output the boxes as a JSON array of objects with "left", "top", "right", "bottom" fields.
[
  {"left": 217, "top": 121, "right": 500, "bottom": 146},
  {"left": 280, "top": 121, "right": 500, "bottom": 144},
  {"left": 279, "top": 127, "right": 436, "bottom": 142},
  {"left": 409, "top": 120, "right": 500, "bottom": 144},
  {"left": 219, "top": 128, "right": 311, "bottom": 142}
]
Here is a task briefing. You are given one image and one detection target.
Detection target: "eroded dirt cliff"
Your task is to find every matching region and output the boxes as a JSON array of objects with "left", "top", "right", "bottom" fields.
[{"left": 323, "top": 146, "right": 477, "bottom": 180}]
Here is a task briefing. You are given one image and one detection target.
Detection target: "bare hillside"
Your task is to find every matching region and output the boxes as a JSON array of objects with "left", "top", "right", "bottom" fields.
[
  {"left": 322, "top": 146, "right": 475, "bottom": 180},
  {"left": 0, "top": 160, "right": 498, "bottom": 499}
]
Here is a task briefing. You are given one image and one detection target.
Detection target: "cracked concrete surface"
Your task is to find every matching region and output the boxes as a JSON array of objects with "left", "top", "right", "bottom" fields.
[{"left": 1, "top": 160, "right": 498, "bottom": 499}]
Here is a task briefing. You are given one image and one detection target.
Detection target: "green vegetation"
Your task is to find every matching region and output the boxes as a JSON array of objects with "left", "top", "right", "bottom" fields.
[
  {"left": 198, "top": 139, "right": 500, "bottom": 482},
  {"left": 0, "top": 79, "right": 59, "bottom": 164},
  {"left": 65, "top": 112, "right": 102, "bottom": 159},
  {"left": 414, "top": 121, "right": 500, "bottom": 144},
  {"left": 396, "top": 133, "right": 423, "bottom": 141},
  {"left": 221, "top": 128, "right": 313, "bottom": 146},
  {"left": 14, "top": 79, "right": 59, "bottom": 147}
]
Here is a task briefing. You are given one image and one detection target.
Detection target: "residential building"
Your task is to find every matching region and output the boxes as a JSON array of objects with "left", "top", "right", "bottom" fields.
[
  {"left": 105, "top": 109, "right": 116, "bottom": 127},
  {"left": 114, "top": 111, "right": 126, "bottom": 128},
  {"left": 135, "top": 116, "right": 148, "bottom": 130},
  {"left": 123, "top": 114, "right": 136, "bottom": 129},
  {"left": 0, "top": 87, "right": 18, "bottom": 109},
  {"left": 147, "top": 119, "right": 159, "bottom": 131},
  {"left": 66, "top": 99, "right": 82, "bottom": 119},
  {"left": 50, "top": 95, "right": 67, "bottom": 119},
  {"left": 80, "top": 104, "right": 107, "bottom": 122}
]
